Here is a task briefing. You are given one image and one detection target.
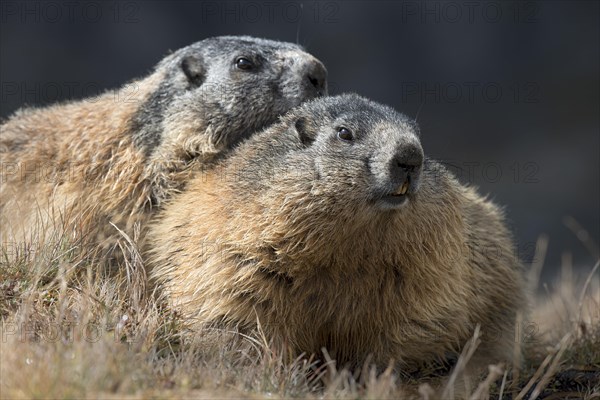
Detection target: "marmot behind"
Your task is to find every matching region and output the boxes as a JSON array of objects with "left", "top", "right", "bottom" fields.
[
  {"left": 0, "top": 36, "right": 327, "bottom": 259},
  {"left": 148, "top": 94, "right": 525, "bottom": 374}
]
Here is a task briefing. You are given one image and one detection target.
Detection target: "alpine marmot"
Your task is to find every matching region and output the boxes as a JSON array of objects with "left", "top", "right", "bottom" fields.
[
  {"left": 147, "top": 94, "right": 525, "bottom": 374},
  {"left": 0, "top": 36, "right": 327, "bottom": 260}
]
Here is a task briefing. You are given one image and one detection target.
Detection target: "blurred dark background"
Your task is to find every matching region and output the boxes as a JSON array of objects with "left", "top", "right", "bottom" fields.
[{"left": 1, "top": 0, "right": 598, "bottom": 284}]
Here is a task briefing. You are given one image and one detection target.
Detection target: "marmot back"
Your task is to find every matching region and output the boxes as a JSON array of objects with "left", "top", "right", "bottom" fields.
[
  {"left": 0, "top": 36, "right": 327, "bottom": 261},
  {"left": 148, "top": 94, "right": 526, "bottom": 374}
]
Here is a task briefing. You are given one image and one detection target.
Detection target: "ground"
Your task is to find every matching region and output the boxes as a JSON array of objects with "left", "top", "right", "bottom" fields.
[{"left": 0, "top": 229, "right": 598, "bottom": 400}]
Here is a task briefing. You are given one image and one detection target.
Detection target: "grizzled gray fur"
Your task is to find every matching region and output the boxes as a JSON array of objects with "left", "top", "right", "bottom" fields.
[{"left": 133, "top": 36, "right": 327, "bottom": 204}]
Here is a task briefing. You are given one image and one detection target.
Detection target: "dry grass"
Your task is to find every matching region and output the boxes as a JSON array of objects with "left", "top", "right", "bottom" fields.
[{"left": 1, "top": 226, "right": 599, "bottom": 399}]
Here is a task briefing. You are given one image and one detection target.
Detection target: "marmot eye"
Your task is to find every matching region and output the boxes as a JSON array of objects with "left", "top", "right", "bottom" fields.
[
  {"left": 235, "top": 57, "right": 254, "bottom": 70},
  {"left": 337, "top": 127, "right": 354, "bottom": 141}
]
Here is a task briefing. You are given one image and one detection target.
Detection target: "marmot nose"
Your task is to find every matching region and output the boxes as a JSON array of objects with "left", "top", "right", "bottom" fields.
[
  {"left": 304, "top": 59, "right": 327, "bottom": 96},
  {"left": 390, "top": 143, "right": 424, "bottom": 187}
]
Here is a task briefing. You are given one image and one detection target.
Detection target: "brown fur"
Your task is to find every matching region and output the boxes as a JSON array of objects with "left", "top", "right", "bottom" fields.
[{"left": 0, "top": 76, "right": 160, "bottom": 257}]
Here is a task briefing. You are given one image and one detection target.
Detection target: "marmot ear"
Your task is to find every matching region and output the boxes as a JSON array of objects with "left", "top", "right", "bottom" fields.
[
  {"left": 180, "top": 55, "right": 205, "bottom": 86},
  {"left": 294, "top": 117, "right": 314, "bottom": 146}
]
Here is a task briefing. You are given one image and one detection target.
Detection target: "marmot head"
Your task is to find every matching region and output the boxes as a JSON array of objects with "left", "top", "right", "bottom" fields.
[
  {"left": 132, "top": 36, "right": 327, "bottom": 158},
  {"left": 230, "top": 94, "right": 424, "bottom": 217}
]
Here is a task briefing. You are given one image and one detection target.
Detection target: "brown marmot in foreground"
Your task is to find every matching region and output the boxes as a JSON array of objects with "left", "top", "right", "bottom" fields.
[
  {"left": 149, "top": 93, "right": 525, "bottom": 373},
  {"left": 0, "top": 36, "right": 327, "bottom": 259}
]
